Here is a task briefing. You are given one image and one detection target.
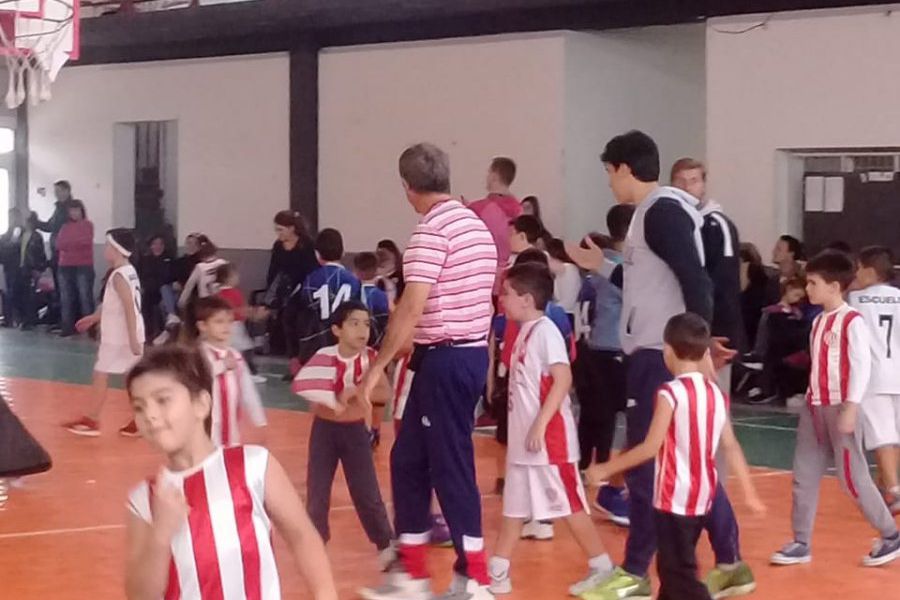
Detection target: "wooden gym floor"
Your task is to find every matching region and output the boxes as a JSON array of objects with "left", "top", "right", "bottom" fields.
[{"left": 0, "top": 329, "right": 898, "bottom": 599}]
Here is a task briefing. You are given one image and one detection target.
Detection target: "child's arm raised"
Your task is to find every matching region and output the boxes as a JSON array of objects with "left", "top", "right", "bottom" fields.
[
  {"left": 264, "top": 455, "right": 338, "bottom": 600},
  {"left": 719, "top": 419, "right": 766, "bottom": 515},
  {"left": 112, "top": 272, "right": 142, "bottom": 356},
  {"left": 586, "top": 392, "right": 674, "bottom": 485},
  {"left": 125, "top": 474, "right": 189, "bottom": 600}
]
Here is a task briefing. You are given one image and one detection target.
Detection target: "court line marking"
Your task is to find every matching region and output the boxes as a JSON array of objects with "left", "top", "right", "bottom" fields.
[{"left": 0, "top": 494, "right": 503, "bottom": 540}]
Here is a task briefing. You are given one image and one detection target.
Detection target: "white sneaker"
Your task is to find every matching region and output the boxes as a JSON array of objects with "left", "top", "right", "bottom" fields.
[
  {"left": 489, "top": 568, "right": 511, "bottom": 595},
  {"left": 152, "top": 330, "right": 170, "bottom": 346},
  {"left": 359, "top": 570, "right": 432, "bottom": 600},
  {"left": 378, "top": 544, "right": 398, "bottom": 571},
  {"left": 436, "top": 575, "right": 494, "bottom": 599},
  {"left": 568, "top": 569, "right": 613, "bottom": 596},
  {"left": 250, "top": 374, "right": 267, "bottom": 384},
  {"left": 520, "top": 520, "right": 554, "bottom": 541},
  {"left": 165, "top": 314, "right": 181, "bottom": 326}
]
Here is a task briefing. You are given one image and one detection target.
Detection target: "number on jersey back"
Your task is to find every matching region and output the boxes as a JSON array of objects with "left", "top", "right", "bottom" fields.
[
  {"left": 296, "top": 264, "right": 361, "bottom": 364},
  {"left": 849, "top": 283, "right": 900, "bottom": 394}
]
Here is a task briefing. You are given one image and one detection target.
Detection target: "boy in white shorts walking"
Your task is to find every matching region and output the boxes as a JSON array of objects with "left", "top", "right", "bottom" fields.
[
  {"left": 488, "top": 263, "right": 614, "bottom": 597},
  {"left": 849, "top": 246, "right": 900, "bottom": 514},
  {"left": 64, "top": 228, "right": 145, "bottom": 437}
]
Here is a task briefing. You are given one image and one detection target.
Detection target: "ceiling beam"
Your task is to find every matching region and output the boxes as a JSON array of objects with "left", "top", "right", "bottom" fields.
[{"left": 78, "top": 0, "right": 895, "bottom": 64}]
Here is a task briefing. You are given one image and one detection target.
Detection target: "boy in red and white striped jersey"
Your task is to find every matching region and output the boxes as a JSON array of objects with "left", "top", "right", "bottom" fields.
[
  {"left": 488, "top": 263, "right": 614, "bottom": 598},
  {"left": 124, "top": 345, "right": 337, "bottom": 600},
  {"left": 292, "top": 301, "right": 396, "bottom": 570},
  {"left": 587, "top": 313, "right": 763, "bottom": 600},
  {"left": 195, "top": 297, "right": 267, "bottom": 448},
  {"left": 771, "top": 251, "right": 900, "bottom": 567}
]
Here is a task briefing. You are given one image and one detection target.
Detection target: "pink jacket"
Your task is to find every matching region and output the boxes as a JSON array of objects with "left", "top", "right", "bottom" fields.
[
  {"left": 468, "top": 194, "right": 521, "bottom": 291},
  {"left": 57, "top": 220, "right": 94, "bottom": 267}
]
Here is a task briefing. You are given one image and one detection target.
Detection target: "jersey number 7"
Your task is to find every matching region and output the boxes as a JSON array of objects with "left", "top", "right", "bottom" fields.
[{"left": 879, "top": 314, "right": 894, "bottom": 358}]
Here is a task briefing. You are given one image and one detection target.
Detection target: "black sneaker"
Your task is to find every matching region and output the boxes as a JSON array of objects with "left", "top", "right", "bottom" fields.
[{"left": 863, "top": 534, "right": 900, "bottom": 567}]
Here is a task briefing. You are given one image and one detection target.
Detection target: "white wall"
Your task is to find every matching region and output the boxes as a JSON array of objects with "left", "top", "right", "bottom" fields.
[
  {"left": 319, "top": 34, "right": 566, "bottom": 250},
  {"left": 707, "top": 6, "right": 900, "bottom": 255},
  {"left": 28, "top": 53, "right": 290, "bottom": 248},
  {"left": 564, "top": 26, "right": 706, "bottom": 239}
]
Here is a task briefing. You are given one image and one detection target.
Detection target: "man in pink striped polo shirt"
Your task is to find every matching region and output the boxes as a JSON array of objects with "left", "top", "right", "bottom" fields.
[{"left": 359, "top": 143, "right": 498, "bottom": 600}]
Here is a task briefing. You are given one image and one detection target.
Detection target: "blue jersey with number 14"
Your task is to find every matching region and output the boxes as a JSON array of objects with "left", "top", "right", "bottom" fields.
[{"left": 296, "top": 263, "right": 361, "bottom": 363}]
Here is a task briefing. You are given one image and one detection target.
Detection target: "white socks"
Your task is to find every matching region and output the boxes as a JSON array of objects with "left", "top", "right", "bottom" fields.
[{"left": 588, "top": 554, "right": 613, "bottom": 575}]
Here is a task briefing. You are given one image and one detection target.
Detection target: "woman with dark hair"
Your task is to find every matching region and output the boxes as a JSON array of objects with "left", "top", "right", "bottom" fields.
[
  {"left": 375, "top": 239, "right": 404, "bottom": 301},
  {"left": 56, "top": 199, "right": 95, "bottom": 336},
  {"left": 546, "top": 237, "right": 581, "bottom": 317},
  {"left": 267, "top": 211, "right": 318, "bottom": 358},
  {"left": 520, "top": 195, "right": 541, "bottom": 221}
]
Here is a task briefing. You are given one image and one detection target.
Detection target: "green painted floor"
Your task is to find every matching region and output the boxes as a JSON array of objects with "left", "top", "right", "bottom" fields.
[{"left": 0, "top": 327, "right": 803, "bottom": 471}]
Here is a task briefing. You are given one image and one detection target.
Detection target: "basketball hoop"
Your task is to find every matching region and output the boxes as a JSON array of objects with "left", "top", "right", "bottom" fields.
[{"left": 0, "top": 0, "right": 80, "bottom": 109}]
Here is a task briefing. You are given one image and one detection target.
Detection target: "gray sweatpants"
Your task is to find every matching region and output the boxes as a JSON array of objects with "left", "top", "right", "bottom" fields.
[
  {"left": 307, "top": 417, "right": 394, "bottom": 550},
  {"left": 792, "top": 405, "right": 898, "bottom": 545}
]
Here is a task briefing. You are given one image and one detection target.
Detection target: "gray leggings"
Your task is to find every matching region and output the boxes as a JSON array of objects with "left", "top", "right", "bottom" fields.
[
  {"left": 306, "top": 417, "right": 393, "bottom": 550},
  {"left": 791, "top": 405, "right": 898, "bottom": 546}
]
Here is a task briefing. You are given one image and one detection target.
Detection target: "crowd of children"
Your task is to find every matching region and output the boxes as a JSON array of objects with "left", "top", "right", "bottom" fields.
[{"left": 16, "top": 143, "right": 896, "bottom": 600}]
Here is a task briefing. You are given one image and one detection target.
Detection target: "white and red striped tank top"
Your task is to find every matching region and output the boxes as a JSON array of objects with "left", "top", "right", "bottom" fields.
[
  {"left": 654, "top": 373, "right": 728, "bottom": 517},
  {"left": 127, "top": 445, "right": 279, "bottom": 600}
]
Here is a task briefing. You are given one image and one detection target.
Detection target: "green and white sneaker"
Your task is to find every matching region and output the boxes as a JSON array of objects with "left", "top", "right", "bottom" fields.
[
  {"left": 705, "top": 562, "right": 756, "bottom": 598},
  {"left": 579, "top": 567, "right": 651, "bottom": 600}
]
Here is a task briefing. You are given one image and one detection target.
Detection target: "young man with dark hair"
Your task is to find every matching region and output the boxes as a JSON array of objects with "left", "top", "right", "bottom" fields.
[
  {"left": 469, "top": 156, "right": 522, "bottom": 293},
  {"left": 359, "top": 143, "right": 497, "bottom": 600},
  {"left": 508, "top": 215, "right": 543, "bottom": 262},
  {"left": 850, "top": 246, "right": 900, "bottom": 514},
  {"left": 671, "top": 157, "right": 756, "bottom": 597},
  {"left": 771, "top": 250, "right": 900, "bottom": 567},
  {"left": 568, "top": 130, "right": 715, "bottom": 599}
]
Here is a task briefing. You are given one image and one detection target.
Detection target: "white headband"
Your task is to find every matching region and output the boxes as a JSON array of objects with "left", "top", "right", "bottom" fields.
[{"left": 106, "top": 233, "right": 132, "bottom": 258}]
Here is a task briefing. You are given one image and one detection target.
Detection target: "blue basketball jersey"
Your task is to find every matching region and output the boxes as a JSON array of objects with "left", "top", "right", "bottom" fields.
[
  {"left": 361, "top": 283, "right": 391, "bottom": 349},
  {"left": 296, "top": 263, "right": 362, "bottom": 363}
]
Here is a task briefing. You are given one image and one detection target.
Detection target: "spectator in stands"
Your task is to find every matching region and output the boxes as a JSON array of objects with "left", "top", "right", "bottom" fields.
[
  {"left": 773, "top": 234, "right": 805, "bottom": 282},
  {"left": 520, "top": 195, "right": 552, "bottom": 249},
  {"left": 14, "top": 212, "right": 48, "bottom": 331},
  {"left": 171, "top": 232, "right": 201, "bottom": 291},
  {"left": 56, "top": 200, "right": 95, "bottom": 337},
  {"left": 739, "top": 242, "right": 774, "bottom": 350},
  {"left": 546, "top": 238, "right": 581, "bottom": 319},
  {"left": 748, "top": 276, "right": 811, "bottom": 405},
  {"left": 0, "top": 208, "right": 22, "bottom": 327},
  {"left": 138, "top": 234, "right": 173, "bottom": 342},
  {"left": 376, "top": 239, "right": 405, "bottom": 301},
  {"left": 521, "top": 195, "right": 541, "bottom": 220},
  {"left": 266, "top": 210, "right": 318, "bottom": 360},
  {"left": 36, "top": 180, "right": 73, "bottom": 296},
  {"left": 468, "top": 157, "right": 522, "bottom": 292}
]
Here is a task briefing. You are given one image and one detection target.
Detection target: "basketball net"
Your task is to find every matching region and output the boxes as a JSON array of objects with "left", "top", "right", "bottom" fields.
[{"left": 0, "top": 0, "right": 80, "bottom": 109}]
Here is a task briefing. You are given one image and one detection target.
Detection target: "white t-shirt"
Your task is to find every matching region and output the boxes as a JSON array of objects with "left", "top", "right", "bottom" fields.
[
  {"left": 507, "top": 316, "right": 579, "bottom": 466},
  {"left": 848, "top": 283, "right": 900, "bottom": 395},
  {"left": 553, "top": 262, "right": 582, "bottom": 315},
  {"left": 100, "top": 263, "right": 145, "bottom": 346}
]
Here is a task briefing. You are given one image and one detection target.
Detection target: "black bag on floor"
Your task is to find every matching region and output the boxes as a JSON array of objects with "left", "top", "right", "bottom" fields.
[{"left": 0, "top": 396, "right": 52, "bottom": 477}]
